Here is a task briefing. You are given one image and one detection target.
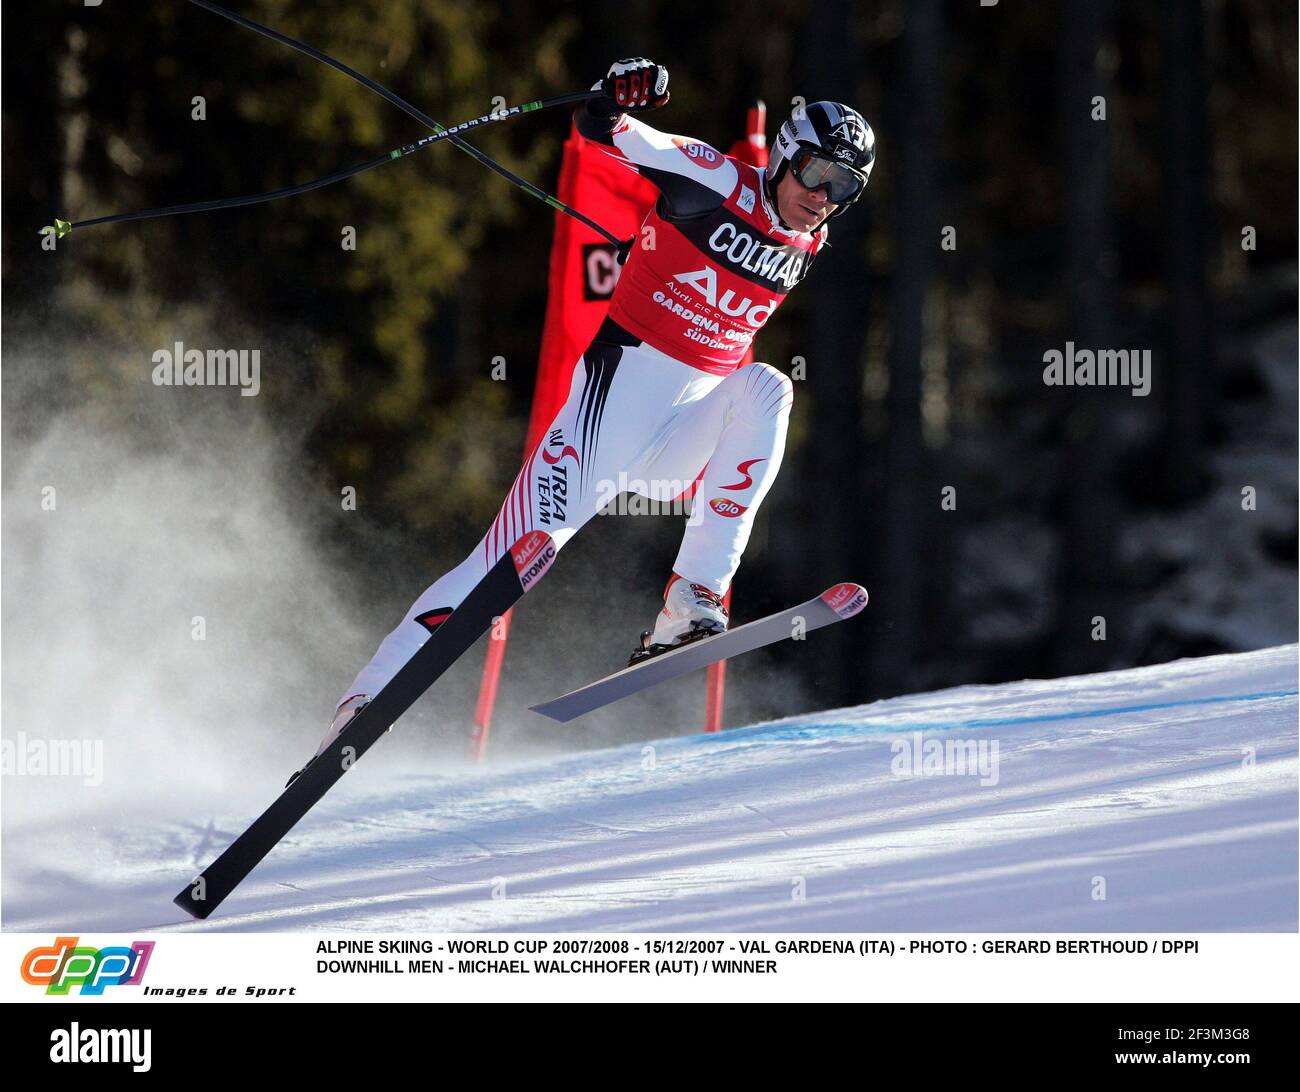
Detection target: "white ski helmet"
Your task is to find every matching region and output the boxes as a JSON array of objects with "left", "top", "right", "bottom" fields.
[{"left": 767, "top": 101, "right": 875, "bottom": 217}]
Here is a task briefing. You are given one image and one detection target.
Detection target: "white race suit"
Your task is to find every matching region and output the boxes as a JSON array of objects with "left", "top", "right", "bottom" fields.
[{"left": 341, "top": 105, "right": 826, "bottom": 705}]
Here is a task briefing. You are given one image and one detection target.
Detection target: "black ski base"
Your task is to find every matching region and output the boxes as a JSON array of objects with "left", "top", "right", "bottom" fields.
[
  {"left": 173, "top": 531, "right": 555, "bottom": 920},
  {"left": 628, "top": 622, "right": 726, "bottom": 666}
]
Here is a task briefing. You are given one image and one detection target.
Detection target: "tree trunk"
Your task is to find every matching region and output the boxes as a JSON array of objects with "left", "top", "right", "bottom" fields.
[
  {"left": 1158, "top": 0, "right": 1211, "bottom": 502},
  {"left": 877, "top": 0, "right": 945, "bottom": 692},
  {"left": 799, "top": 0, "right": 874, "bottom": 706},
  {"left": 1056, "top": 0, "right": 1117, "bottom": 674}
]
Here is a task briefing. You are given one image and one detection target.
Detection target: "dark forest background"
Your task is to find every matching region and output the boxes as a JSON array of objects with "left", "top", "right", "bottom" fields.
[{"left": 3, "top": 0, "right": 1297, "bottom": 746}]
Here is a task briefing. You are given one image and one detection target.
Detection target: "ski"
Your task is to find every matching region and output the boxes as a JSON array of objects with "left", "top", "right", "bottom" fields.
[
  {"left": 530, "top": 582, "right": 868, "bottom": 723},
  {"left": 173, "top": 531, "right": 557, "bottom": 920}
]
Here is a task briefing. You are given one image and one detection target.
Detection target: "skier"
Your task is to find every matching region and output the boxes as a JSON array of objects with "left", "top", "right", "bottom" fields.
[{"left": 314, "top": 59, "right": 875, "bottom": 756}]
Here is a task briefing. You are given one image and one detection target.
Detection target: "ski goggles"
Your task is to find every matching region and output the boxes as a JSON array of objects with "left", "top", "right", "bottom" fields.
[{"left": 789, "top": 148, "right": 867, "bottom": 204}]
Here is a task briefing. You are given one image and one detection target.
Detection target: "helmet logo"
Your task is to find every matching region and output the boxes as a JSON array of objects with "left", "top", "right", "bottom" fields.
[{"left": 829, "top": 118, "right": 867, "bottom": 148}]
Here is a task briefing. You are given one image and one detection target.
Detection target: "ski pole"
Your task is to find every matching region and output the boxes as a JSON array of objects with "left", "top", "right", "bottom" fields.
[
  {"left": 43, "top": 91, "right": 599, "bottom": 239},
  {"left": 182, "top": 0, "right": 625, "bottom": 244},
  {"left": 45, "top": 0, "right": 624, "bottom": 245}
]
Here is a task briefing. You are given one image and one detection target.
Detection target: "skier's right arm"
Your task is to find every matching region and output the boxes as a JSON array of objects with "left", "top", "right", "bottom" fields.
[{"left": 575, "top": 58, "right": 738, "bottom": 207}]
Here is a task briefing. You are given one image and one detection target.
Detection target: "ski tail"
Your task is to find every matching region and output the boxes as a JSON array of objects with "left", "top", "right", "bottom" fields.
[
  {"left": 173, "top": 531, "right": 557, "bottom": 921},
  {"left": 530, "top": 582, "right": 868, "bottom": 724}
]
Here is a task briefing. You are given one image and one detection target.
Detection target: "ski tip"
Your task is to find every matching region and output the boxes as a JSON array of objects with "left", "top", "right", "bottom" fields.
[
  {"left": 509, "top": 531, "right": 557, "bottom": 594},
  {"left": 820, "top": 583, "right": 869, "bottom": 619},
  {"left": 527, "top": 700, "right": 571, "bottom": 723}
]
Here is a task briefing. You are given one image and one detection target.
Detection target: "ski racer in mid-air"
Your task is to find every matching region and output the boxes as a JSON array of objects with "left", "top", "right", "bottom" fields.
[{"left": 313, "top": 58, "right": 876, "bottom": 757}]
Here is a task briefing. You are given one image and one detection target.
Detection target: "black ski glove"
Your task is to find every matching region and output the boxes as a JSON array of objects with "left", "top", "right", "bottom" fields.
[{"left": 588, "top": 58, "right": 670, "bottom": 117}]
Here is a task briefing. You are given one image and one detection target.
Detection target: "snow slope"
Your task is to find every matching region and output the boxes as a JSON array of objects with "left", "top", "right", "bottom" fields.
[{"left": 4, "top": 646, "right": 1296, "bottom": 932}]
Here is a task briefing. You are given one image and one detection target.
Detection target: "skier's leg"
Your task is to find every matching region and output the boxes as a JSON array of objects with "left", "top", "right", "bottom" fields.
[
  {"left": 635, "top": 360, "right": 794, "bottom": 597},
  {"left": 332, "top": 341, "right": 705, "bottom": 720}
]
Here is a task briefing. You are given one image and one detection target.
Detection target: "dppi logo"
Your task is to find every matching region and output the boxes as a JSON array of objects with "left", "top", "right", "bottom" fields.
[{"left": 21, "top": 936, "right": 155, "bottom": 996}]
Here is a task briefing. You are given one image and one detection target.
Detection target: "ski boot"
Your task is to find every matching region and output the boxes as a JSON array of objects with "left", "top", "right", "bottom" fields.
[
  {"left": 630, "top": 574, "right": 728, "bottom": 666},
  {"left": 286, "top": 693, "right": 372, "bottom": 786}
]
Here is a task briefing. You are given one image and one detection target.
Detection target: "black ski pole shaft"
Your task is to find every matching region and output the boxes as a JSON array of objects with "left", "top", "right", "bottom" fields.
[
  {"left": 46, "top": 0, "right": 622, "bottom": 245},
  {"left": 184, "top": 0, "right": 623, "bottom": 243},
  {"left": 45, "top": 91, "right": 598, "bottom": 238}
]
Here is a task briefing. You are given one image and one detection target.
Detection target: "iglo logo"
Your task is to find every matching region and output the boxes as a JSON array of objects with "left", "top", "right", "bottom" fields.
[
  {"left": 709, "top": 497, "right": 747, "bottom": 518},
  {"left": 671, "top": 136, "right": 723, "bottom": 169},
  {"left": 21, "top": 936, "right": 155, "bottom": 996}
]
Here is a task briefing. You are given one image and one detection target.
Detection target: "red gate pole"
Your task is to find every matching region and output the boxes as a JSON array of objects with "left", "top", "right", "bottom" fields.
[
  {"left": 469, "top": 607, "right": 512, "bottom": 759},
  {"left": 702, "top": 103, "right": 765, "bottom": 735},
  {"left": 703, "top": 588, "right": 733, "bottom": 732},
  {"left": 475, "top": 103, "right": 767, "bottom": 754}
]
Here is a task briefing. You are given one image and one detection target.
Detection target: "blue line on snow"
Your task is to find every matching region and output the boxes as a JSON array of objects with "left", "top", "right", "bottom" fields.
[{"left": 696, "top": 688, "right": 1300, "bottom": 745}]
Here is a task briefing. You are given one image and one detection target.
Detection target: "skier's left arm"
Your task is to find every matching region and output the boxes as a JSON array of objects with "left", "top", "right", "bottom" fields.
[{"left": 575, "top": 59, "right": 738, "bottom": 208}]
